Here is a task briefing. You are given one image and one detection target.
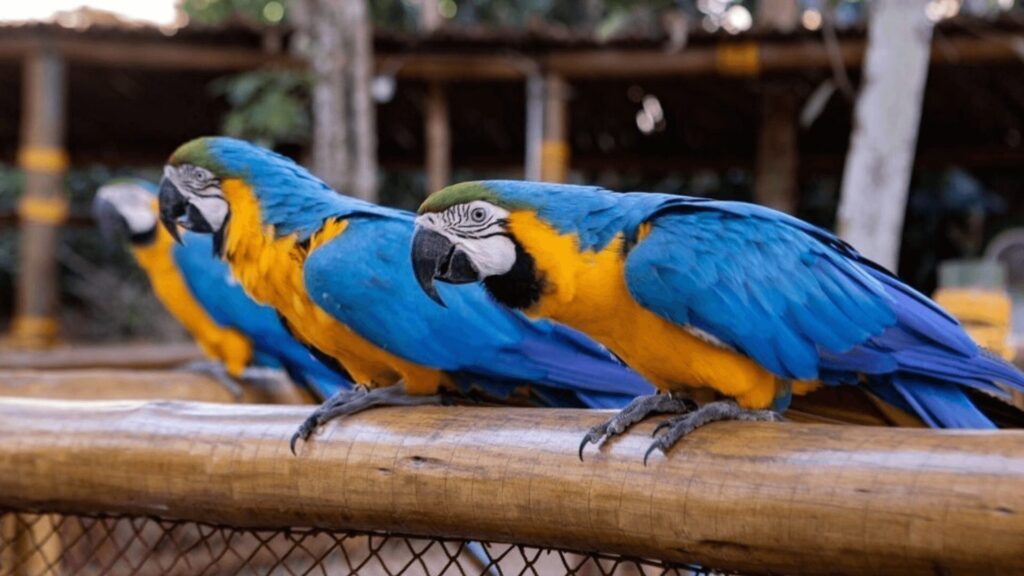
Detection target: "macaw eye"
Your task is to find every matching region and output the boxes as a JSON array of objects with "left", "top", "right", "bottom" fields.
[{"left": 470, "top": 208, "right": 487, "bottom": 222}]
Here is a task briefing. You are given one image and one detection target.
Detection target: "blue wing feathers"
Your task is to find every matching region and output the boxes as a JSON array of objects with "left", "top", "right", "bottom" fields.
[
  {"left": 581, "top": 187, "right": 1024, "bottom": 428},
  {"left": 891, "top": 376, "right": 997, "bottom": 429},
  {"left": 173, "top": 233, "right": 351, "bottom": 399},
  {"left": 304, "top": 215, "right": 655, "bottom": 408}
]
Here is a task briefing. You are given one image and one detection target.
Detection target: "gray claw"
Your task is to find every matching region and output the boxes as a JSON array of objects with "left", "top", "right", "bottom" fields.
[
  {"left": 576, "top": 393, "right": 693, "bottom": 461},
  {"left": 642, "top": 400, "right": 781, "bottom": 463}
]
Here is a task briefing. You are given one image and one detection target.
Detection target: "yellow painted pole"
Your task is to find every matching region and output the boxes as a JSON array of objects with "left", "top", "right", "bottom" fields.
[{"left": 9, "top": 47, "right": 68, "bottom": 348}]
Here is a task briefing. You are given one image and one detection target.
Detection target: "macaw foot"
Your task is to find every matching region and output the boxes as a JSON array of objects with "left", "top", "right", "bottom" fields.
[
  {"left": 290, "top": 383, "right": 443, "bottom": 455},
  {"left": 643, "top": 400, "right": 782, "bottom": 465},
  {"left": 183, "top": 360, "right": 244, "bottom": 400},
  {"left": 578, "top": 393, "right": 694, "bottom": 460}
]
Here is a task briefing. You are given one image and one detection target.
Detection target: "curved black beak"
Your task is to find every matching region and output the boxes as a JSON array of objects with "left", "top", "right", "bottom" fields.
[
  {"left": 411, "top": 227, "right": 481, "bottom": 306},
  {"left": 91, "top": 195, "right": 126, "bottom": 246},
  {"left": 158, "top": 177, "right": 186, "bottom": 244}
]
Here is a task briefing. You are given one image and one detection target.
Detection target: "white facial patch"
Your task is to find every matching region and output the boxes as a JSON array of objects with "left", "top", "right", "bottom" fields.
[
  {"left": 416, "top": 201, "right": 518, "bottom": 278},
  {"left": 165, "top": 164, "right": 228, "bottom": 231},
  {"left": 457, "top": 232, "right": 516, "bottom": 277},
  {"left": 96, "top": 183, "right": 157, "bottom": 235},
  {"left": 190, "top": 195, "right": 230, "bottom": 231}
]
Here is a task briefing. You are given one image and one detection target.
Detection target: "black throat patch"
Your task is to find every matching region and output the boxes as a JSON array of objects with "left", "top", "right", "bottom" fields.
[{"left": 483, "top": 238, "right": 544, "bottom": 310}]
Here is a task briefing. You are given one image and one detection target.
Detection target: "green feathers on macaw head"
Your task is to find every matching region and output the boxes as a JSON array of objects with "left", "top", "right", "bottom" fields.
[
  {"left": 413, "top": 180, "right": 659, "bottom": 307},
  {"left": 159, "top": 137, "right": 232, "bottom": 252},
  {"left": 159, "top": 136, "right": 375, "bottom": 256},
  {"left": 413, "top": 181, "right": 530, "bottom": 306}
]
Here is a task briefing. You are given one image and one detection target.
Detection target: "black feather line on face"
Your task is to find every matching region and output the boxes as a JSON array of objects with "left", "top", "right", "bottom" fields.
[
  {"left": 212, "top": 214, "right": 228, "bottom": 258},
  {"left": 129, "top": 225, "right": 158, "bottom": 246},
  {"left": 483, "top": 237, "right": 543, "bottom": 310}
]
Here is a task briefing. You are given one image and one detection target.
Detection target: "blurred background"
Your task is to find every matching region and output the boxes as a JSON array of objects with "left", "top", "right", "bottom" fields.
[{"left": 0, "top": 0, "right": 1022, "bottom": 357}]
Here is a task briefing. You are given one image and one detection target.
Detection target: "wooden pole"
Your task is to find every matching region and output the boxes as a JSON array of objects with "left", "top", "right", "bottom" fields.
[
  {"left": 524, "top": 73, "right": 544, "bottom": 181},
  {"left": 836, "top": 0, "right": 934, "bottom": 271},
  {"left": 541, "top": 73, "right": 569, "bottom": 183},
  {"left": 754, "top": 84, "right": 798, "bottom": 213},
  {"left": 0, "top": 400, "right": 1022, "bottom": 575},
  {"left": 424, "top": 80, "right": 450, "bottom": 194},
  {"left": 8, "top": 47, "right": 68, "bottom": 349},
  {"left": 0, "top": 342, "right": 202, "bottom": 370},
  {"left": 0, "top": 369, "right": 312, "bottom": 405}
]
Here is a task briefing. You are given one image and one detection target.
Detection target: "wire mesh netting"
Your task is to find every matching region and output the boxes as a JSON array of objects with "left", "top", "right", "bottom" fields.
[{"left": 0, "top": 511, "right": 701, "bottom": 576}]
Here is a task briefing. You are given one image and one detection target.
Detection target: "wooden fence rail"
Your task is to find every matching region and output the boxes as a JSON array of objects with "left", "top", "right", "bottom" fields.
[
  {"left": 0, "top": 398, "right": 1022, "bottom": 575},
  {"left": 0, "top": 342, "right": 202, "bottom": 370},
  {"left": 0, "top": 369, "right": 310, "bottom": 404}
]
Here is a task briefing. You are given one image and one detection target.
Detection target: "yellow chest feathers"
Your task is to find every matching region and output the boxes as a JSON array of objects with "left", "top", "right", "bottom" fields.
[
  {"left": 219, "top": 179, "right": 443, "bottom": 392},
  {"left": 132, "top": 225, "right": 252, "bottom": 376},
  {"left": 506, "top": 211, "right": 787, "bottom": 409}
]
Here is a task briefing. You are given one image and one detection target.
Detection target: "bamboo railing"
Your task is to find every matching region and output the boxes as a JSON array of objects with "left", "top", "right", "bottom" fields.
[
  {"left": 0, "top": 342, "right": 202, "bottom": 370},
  {"left": 0, "top": 398, "right": 1022, "bottom": 575},
  {"left": 0, "top": 369, "right": 311, "bottom": 404}
]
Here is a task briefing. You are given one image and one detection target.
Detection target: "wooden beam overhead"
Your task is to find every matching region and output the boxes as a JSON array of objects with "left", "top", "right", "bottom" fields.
[
  {"left": 0, "top": 34, "right": 299, "bottom": 70},
  {"left": 0, "top": 29, "right": 1019, "bottom": 77}
]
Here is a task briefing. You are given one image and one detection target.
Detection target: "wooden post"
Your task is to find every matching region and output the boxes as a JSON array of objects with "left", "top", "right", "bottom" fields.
[
  {"left": 9, "top": 48, "right": 68, "bottom": 349},
  {"left": 754, "top": 85, "right": 798, "bottom": 213},
  {"left": 524, "top": 73, "right": 544, "bottom": 181},
  {"left": 1, "top": 400, "right": 1023, "bottom": 575},
  {"left": 837, "top": 0, "right": 934, "bottom": 271},
  {"left": 540, "top": 73, "right": 570, "bottom": 183},
  {"left": 424, "top": 80, "right": 450, "bottom": 194}
]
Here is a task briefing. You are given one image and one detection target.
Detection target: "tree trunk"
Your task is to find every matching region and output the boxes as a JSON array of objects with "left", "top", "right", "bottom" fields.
[
  {"left": 756, "top": 0, "right": 799, "bottom": 33},
  {"left": 836, "top": 0, "right": 934, "bottom": 271},
  {"left": 345, "top": 0, "right": 377, "bottom": 201},
  {"left": 419, "top": 0, "right": 441, "bottom": 32},
  {"left": 291, "top": 0, "right": 377, "bottom": 202}
]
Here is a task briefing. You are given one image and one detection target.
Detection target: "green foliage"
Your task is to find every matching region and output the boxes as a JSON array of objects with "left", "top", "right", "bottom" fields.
[
  {"left": 182, "top": 0, "right": 287, "bottom": 25},
  {"left": 210, "top": 71, "right": 313, "bottom": 147}
]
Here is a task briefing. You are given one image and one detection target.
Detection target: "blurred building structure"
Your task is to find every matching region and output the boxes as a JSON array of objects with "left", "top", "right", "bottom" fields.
[{"left": 1, "top": 9, "right": 1024, "bottom": 344}]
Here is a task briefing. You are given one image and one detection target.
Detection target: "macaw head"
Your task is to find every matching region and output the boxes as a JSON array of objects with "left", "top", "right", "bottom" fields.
[
  {"left": 413, "top": 180, "right": 573, "bottom": 308},
  {"left": 158, "top": 137, "right": 233, "bottom": 254},
  {"left": 159, "top": 136, "right": 344, "bottom": 256},
  {"left": 92, "top": 178, "right": 160, "bottom": 246}
]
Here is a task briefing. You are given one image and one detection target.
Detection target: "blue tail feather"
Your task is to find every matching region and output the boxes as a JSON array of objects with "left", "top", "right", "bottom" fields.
[
  {"left": 891, "top": 375, "right": 997, "bottom": 429},
  {"left": 827, "top": 263, "right": 1024, "bottom": 429}
]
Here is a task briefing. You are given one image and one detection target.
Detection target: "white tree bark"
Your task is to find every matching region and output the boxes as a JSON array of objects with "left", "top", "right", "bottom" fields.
[
  {"left": 345, "top": 0, "right": 378, "bottom": 201},
  {"left": 836, "top": 0, "right": 934, "bottom": 271},
  {"left": 291, "top": 0, "right": 377, "bottom": 202},
  {"left": 756, "top": 0, "right": 799, "bottom": 33}
]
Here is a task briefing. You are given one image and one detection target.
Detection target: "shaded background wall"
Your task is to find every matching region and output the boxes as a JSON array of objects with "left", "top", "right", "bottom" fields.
[{"left": 0, "top": 0, "right": 1022, "bottom": 342}]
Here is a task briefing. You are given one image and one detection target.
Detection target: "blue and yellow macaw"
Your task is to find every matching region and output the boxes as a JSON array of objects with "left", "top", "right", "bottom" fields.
[
  {"left": 155, "top": 138, "right": 656, "bottom": 450},
  {"left": 92, "top": 179, "right": 350, "bottom": 400},
  {"left": 412, "top": 181, "right": 1024, "bottom": 460}
]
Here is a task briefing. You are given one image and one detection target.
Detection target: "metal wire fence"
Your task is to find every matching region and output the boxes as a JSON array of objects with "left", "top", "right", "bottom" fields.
[{"left": 0, "top": 512, "right": 701, "bottom": 576}]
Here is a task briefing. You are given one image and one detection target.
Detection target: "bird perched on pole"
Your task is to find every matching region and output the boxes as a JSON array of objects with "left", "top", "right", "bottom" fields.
[
  {"left": 93, "top": 178, "right": 351, "bottom": 400},
  {"left": 411, "top": 181, "right": 1024, "bottom": 462},
  {"left": 155, "top": 138, "right": 655, "bottom": 451}
]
